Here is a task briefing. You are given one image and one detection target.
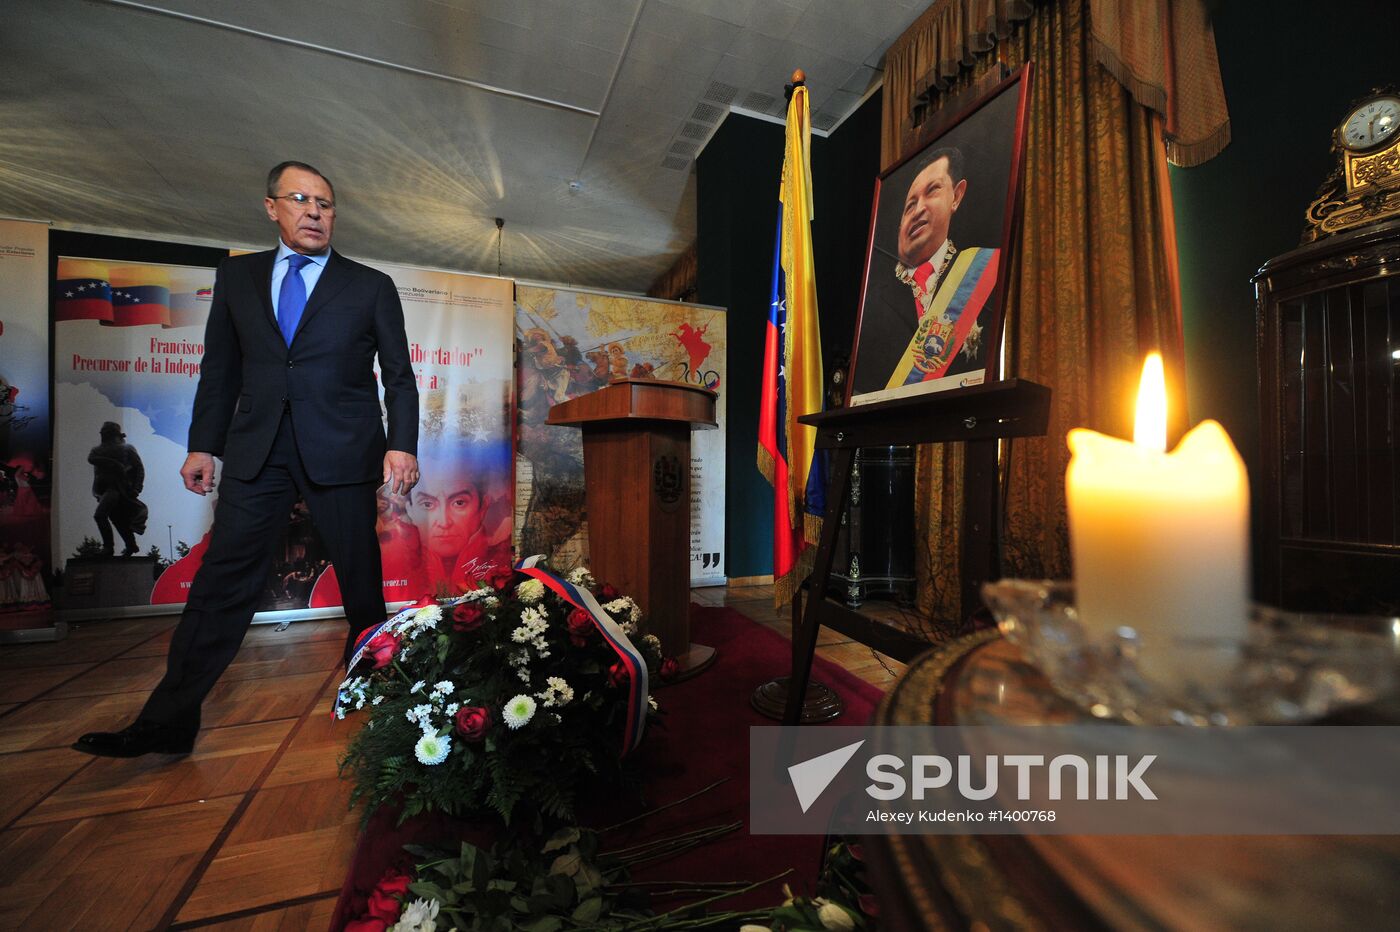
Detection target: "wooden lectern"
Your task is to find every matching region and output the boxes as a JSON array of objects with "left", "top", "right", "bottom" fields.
[{"left": 548, "top": 378, "right": 718, "bottom": 676}]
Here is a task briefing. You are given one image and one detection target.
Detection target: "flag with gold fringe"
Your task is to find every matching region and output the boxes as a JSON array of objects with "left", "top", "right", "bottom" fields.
[{"left": 757, "top": 80, "right": 825, "bottom": 606}]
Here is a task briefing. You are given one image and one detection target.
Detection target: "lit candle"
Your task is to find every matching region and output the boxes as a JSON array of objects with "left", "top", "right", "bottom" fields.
[{"left": 1066, "top": 354, "right": 1250, "bottom": 687}]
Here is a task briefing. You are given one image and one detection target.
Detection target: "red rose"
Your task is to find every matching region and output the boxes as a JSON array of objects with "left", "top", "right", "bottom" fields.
[
  {"left": 566, "top": 608, "right": 594, "bottom": 646},
  {"left": 455, "top": 705, "right": 492, "bottom": 741},
  {"left": 487, "top": 567, "right": 515, "bottom": 591},
  {"left": 452, "top": 603, "right": 485, "bottom": 632},
  {"left": 659, "top": 657, "right": 680, "bottom": 681},
  {"left": 365, "top": 887, "right": 402, "bottom": 922},
  {"left": 598, "top": 582, "right": 620, "bottom": 601},
  {"left": 375, "top": 870, "right": 412, "bottom": 899},
  {"left": 607, "top": 661, "right": 630, "bottom": 688},
  {"left": 344, "top": 919, "right": 388, "bottom": 932},
  {"left": 411, "top": 594, "right": 437, "bottom": 608},
  {"left": 847, "top": 843, "right": 865, "bottom": 862},
  {"left": 365, "top": 630, "right": 400, "bottom": 670},
  {"left": 858, "top": 893, "right": 880, "bottom": 916}
]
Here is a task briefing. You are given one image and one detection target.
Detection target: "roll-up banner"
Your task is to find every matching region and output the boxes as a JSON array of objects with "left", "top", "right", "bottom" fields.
[
  {"left": 0, "top": 220, "right": 53, "bottom": 619},
  {"left": 52, "top": 253, "right": 514, "bottom": 616},
  {"left": 513, "top": 285, "right": 727, "bottom": 586}
]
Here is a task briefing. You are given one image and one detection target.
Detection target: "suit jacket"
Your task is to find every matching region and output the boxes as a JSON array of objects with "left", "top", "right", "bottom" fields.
[
  {"left": 850, "top": 249, "right": 999, "bottom": 399},
  {"left": 188, "top": 249, "right": 418, "bottom": 485}
]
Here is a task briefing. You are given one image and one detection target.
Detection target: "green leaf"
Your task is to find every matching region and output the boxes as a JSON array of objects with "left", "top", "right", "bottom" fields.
[
  {"left": 573, "top": 860, "right": 604, "bottom": 897},
  {"left": 542, "top": 827, "right": 580, "bottom": 853},
  {"left": 526, "top": 893, "right": 557, "bottom": 916},
  {"left": 545, "top": 873, "right": 573, "bottom": 907},
  {"left": 571, "top": 896, "right": 603, "bottom": 923},
  {"left": 548, "top": 850, "right": 581, "bottom": 877},
  {"left": 518, "top": 917, "right": 563, "bottom": 932}
]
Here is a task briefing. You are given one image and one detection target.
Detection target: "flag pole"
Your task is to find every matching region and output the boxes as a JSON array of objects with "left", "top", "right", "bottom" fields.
[{"left": 750, "top": 69, "right": 845, "bottom": 723}]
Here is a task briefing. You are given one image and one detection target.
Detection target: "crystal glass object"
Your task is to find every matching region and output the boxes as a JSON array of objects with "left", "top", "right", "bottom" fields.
[{"left": 981, "top": 579, "right": 1398, "bottom": 725}]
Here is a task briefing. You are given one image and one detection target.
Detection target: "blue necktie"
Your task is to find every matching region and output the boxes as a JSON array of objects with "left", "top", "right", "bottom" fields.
[{"left": 278, "top": 254, "right": 312, "bottom": 346}]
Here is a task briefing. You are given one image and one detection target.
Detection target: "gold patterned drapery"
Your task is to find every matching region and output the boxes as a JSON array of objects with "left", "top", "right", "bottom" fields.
[
  {"left": 882, "top": 0, "right": 1230, "bottom": 169},
  {"left": 885, "top": 0, "right": 1190, "bottom": 622}
]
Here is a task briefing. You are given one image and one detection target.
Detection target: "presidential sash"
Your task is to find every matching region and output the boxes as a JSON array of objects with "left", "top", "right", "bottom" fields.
[{"left": 886, "top": 247, "right": 999, "bottom": 390}]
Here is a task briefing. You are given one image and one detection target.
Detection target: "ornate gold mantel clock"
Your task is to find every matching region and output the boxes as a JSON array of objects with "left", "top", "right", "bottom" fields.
[{"left": 1303, "top": 87, "right": 1400, "bottom": 241}]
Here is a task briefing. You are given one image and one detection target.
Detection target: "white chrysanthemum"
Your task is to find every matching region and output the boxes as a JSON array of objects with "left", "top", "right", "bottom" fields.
[
  {"left": 566, "top": 566, "right": 594, "bottom": 587},
  {"left": 411, "top": 680, "right": 426, "bottom": 693},
  {"left": 621, "top": 620, "right": 637, "bottom": 636},
  {"left": 414, "top": 604, "right": 443, "bottom": 626},
  {"left": 335, "top": 707, "right": 346, "bottom": 720},
  {"left": 603, "top": 597, "right": 630, "bottom": 616},
  {"left": 405, "top": 703, "right": 434, "bottom": 726},
  {"left": 414, "top": 732, "right": 451, "bottom": 765},
  {"left": 390, "top": 896, "right": 440, "bottom": 932},
  {"left": 431, "top": 680, "right": 454, "bottom": 696},
  {"left": 503, "top": 694, "right": 537, "bottom": 729},
  {"left": 372, "top": 695, "right": 385, "bottom": 706},
  {"left": 520, "top": 606, "right": 548, "bottom": 630},
  {"left": 641, "top": 634, "right": 661, "bottom": 652},
  {"left": 511, "top": 626, "right": 532, "bottom": 643},
  {"left": 538, "top": 676, "right": 574, "bottom": 708},
  {"left": 515, "top": 579, "right": 546, "bottom": 603},
  {"left": 647, "top": 695, "right": 658, "bottom": 712}
]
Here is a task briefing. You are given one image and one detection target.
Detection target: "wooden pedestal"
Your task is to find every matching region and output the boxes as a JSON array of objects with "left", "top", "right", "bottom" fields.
[{"left": 549, "top": 379, "right": 718, "bottom": 675}]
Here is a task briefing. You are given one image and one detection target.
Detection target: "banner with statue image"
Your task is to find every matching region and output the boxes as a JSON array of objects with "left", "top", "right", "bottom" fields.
[
  {"left": 0, "top": 220, "right": 52, "bottom": 617},
  {"left": 53, "top": 253, "right": 514, "bottom": 614},
  {"left": 513, "top": 284, "right": 727, "bottom": 586}
]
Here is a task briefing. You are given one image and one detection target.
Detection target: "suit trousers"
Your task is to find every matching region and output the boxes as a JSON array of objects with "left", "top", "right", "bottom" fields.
[{"left": 140, "top": 412, "right": 384, "bottom": 727}]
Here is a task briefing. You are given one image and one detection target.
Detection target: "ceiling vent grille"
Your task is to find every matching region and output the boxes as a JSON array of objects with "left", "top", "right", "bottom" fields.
[
  {"left": 668, "top": 139, "right": 699, "bottom": 157},
  {"left": 679, "top": 121, "right": 708, "bottom": 140},
  {"left": 690, "top": 102, "right": 724, "bottom": 123},
  {"left": 660, "top": 155, "right": 691, "bottom": 171},
  {"left": 703, "top": 81, "right": 738, "bottom": 105},
  {"left": 812, "top": 110, "right": 839, "bottom": 131},
  {"left": 741, "top": 91, "right": 777, "bottom": 113}
]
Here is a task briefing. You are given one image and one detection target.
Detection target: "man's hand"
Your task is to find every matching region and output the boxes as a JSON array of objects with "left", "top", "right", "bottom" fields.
[
  {"left": 383, "top": 451, "right": 419, "bottom": 496},
  {"left": 181, "top": 453, "right": 217, "bottom": 495}
]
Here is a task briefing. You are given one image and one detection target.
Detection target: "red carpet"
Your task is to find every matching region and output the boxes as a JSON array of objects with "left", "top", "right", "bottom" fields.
[{"left": 329, "top": 602, "right": 884, "bottom": 929}]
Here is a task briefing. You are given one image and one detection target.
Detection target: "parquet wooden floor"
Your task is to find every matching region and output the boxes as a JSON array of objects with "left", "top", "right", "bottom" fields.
[{"left": 0, "top": 585, "right": 906, "bottom": 931}]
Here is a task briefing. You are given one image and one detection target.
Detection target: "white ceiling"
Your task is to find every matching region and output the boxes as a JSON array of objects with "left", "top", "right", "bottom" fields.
[{"left": 2, "top": 0, "right": 925, "bottom": 292}]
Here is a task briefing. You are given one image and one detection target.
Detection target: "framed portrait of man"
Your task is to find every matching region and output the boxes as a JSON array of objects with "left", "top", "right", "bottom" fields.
[{"left": 847, "top": 66, "right": 1032, "bottom": 406}]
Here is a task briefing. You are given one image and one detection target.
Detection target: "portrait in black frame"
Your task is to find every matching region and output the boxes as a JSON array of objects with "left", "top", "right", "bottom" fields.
[{"left": 848, "top": 67, "right": 1031, "bottom": 406}]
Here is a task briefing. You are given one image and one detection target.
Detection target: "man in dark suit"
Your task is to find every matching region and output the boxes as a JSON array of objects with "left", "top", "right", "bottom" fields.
[{"left": 75, "top": 161, "right": 419, "bottom": 757}]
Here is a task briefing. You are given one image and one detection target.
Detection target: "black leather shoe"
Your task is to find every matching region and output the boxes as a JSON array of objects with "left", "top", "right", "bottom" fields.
[{"left": 72, "top": 720, "right": 198, "bottom": 758}]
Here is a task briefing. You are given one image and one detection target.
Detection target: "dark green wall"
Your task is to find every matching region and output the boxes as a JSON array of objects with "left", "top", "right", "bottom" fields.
[
  {"left": 1170, "top": 0, "right": 1400, "bottom": 584},
  {"left": 698, "top": 91, "right": 882, "bottom": 578}
]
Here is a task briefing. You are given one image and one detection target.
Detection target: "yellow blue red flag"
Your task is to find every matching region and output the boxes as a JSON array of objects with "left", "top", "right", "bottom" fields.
[{"left": 757, "top": 82, "right": 824, "bottom": 605}]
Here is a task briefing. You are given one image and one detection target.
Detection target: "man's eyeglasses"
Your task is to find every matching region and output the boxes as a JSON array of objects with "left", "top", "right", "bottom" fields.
[{"left": 270, "top": 192, "right": 334, "bottom": 212}]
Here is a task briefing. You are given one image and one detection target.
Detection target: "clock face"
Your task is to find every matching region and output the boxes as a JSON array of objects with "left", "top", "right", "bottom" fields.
[{"left": 1341, "top": 96, "right": 1400, "bottom": 151}]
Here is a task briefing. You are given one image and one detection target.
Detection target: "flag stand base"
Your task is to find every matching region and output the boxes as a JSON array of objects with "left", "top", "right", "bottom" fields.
[{"left": 750, "top": 675, "right": 844, "bottom": 722}]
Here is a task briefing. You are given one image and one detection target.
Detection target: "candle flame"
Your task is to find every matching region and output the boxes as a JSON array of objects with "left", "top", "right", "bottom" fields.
[{"left": 1133, "top": 353, "right": 1166, "bottom": 452}]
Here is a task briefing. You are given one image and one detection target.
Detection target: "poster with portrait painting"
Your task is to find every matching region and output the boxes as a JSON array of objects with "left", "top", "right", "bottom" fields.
[{"left": 848, "top": 66, "right": 1031, "bottom": 406}]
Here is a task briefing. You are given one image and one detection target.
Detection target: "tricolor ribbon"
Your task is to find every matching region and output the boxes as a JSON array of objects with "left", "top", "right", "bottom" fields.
[{"left": 516, "top": 555, "right": 649, "bottom": 755}]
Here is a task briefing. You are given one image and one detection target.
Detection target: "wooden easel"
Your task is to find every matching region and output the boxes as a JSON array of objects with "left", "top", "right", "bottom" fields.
[{"left": 774, "top": 379, "right": 1050, "bottom": 725}]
